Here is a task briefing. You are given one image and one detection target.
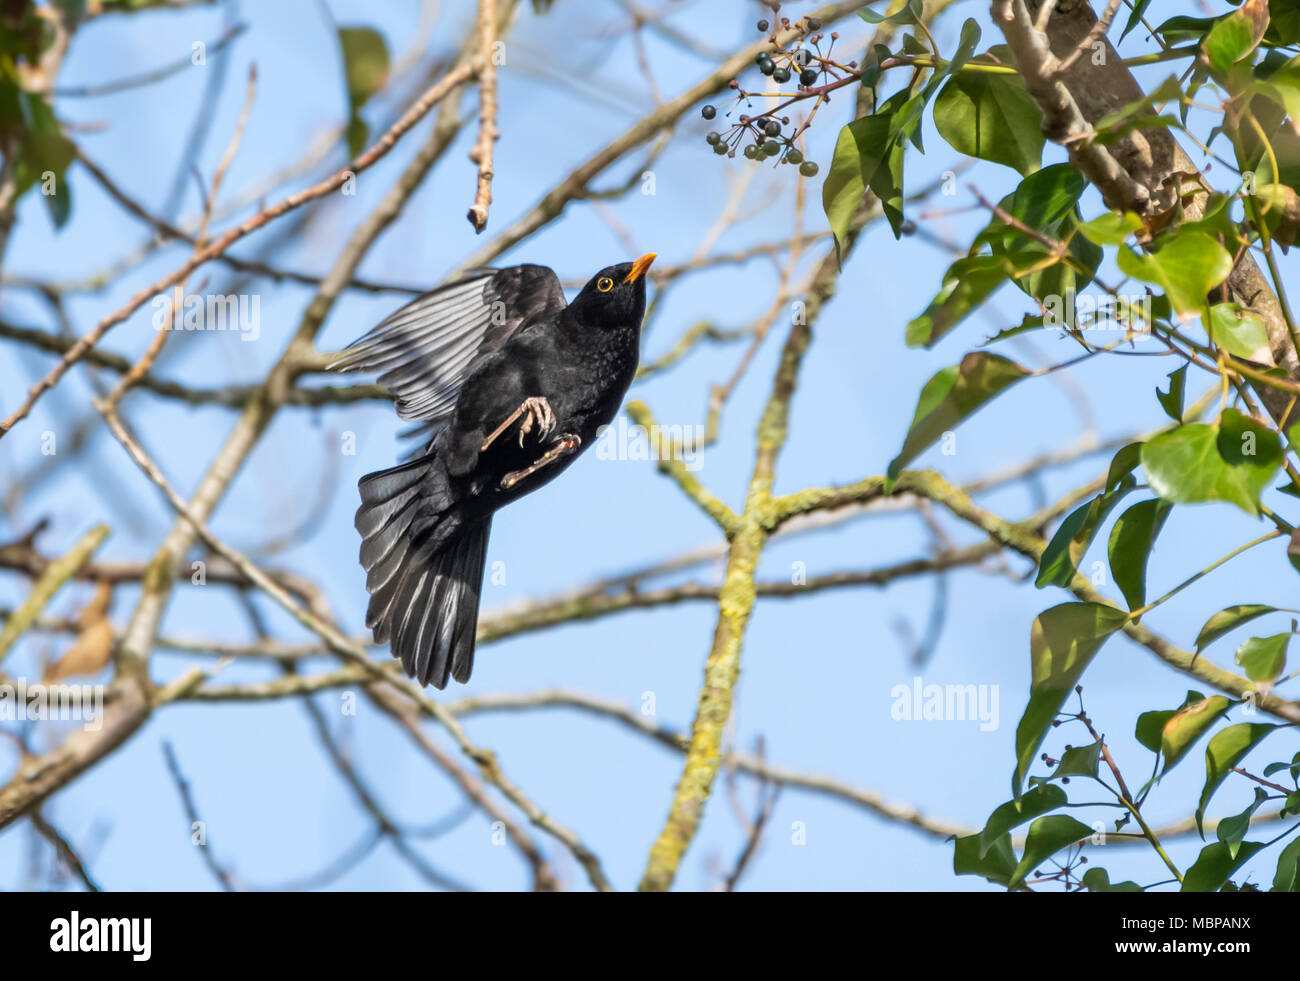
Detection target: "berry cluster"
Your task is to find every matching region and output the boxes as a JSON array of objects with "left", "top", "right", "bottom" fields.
[{"left": 698, "top": 12, "right": 856, "bottom": 177}]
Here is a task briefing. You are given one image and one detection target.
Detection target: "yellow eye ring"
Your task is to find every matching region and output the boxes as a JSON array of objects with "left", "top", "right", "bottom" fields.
[{"left": 597, "top": 277, "right": 614, "bottom": 293}]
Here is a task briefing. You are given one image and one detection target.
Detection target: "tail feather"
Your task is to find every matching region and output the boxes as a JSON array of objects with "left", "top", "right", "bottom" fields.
[{"left": 355, "top": 453, "right": 490, "bottom": 688}]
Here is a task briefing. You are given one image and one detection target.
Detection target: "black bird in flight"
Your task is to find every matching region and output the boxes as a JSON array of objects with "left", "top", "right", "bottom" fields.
[{"left": 331, "top": 254, "right": 656, "bottom": 688}]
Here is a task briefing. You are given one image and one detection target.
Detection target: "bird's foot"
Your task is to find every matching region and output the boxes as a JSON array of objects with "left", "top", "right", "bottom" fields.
[
  {"left": 481, "top": 396, "right": 556, "bottom": 452},
  {"left": 500, "top": 434, "right": 581, "bottom": 490}
]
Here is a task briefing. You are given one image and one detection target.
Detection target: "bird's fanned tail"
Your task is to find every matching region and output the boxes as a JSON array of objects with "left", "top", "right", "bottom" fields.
[{"left": 355, "top": 454, "right": 489, "bottom": 688}]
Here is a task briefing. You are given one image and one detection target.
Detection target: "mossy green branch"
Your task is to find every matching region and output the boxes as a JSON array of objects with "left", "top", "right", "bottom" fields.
[
  {"left": 0, "top": 524, "right": 109, "bottom": 666},
  {"left": 625, "top": 400, "right": 741, "bottom": 535}
]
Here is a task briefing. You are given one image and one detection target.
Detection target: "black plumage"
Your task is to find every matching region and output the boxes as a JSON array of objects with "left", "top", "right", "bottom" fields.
[{"left": 331, "top": 255, "right": 655, "bottom": 688}]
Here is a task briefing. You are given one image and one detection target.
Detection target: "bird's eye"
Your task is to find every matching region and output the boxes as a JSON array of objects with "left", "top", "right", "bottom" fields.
[{"left": 597, "top": 277, "right": 614, "bottom": 293}]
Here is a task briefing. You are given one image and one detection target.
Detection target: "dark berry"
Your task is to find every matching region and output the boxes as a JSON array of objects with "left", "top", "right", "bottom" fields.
[
  {"left": 807, "top": 17, "right": 821, "bottom": 30},
  {"left": 792, "top": 48, "right": 811, "bottom": 68},
  {"left": 773, "top": 66, "right": 791, "bottom": 83},
  {"left": 706, "top": 131, "right": 721, "bottom": 145},
  {"left": 799, "top": 160, "right": 819, "bottom": 177},
  {"left": 701, "top": 104, "right": 716, "bottom": 120},
  {"left": 763, "top": 119, "right": 781, "bottom": 137},
  {"left": 900, "top": 220, "right": 917, "bottom": 236},
  {"left": 763, "top": 140, "right": 780, "bottom": 157},
  {"left": 799, "top": 67, "right": 818, "bottom": 87},
  {"left": 713, "top": 141, "right": 729, "bottom": 155},
  {"left": 785, "top": 148, "right": 803, "bottom": 164},
  {"left": 754, "top": 52, "right": 768, "bottom": 65},
  {"left": 759, "top": 57, "right": 776, "bottom": 76},
  {"left": 743, "top": 144, "right": 759, "bottom": 159},
  {"left": 757, "top": 19, "right": 769, "bottom": 31}
]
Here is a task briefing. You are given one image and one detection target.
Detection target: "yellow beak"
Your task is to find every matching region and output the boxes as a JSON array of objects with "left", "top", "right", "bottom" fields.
[{"left": 624, "top": 253, "right": 657, "bottom": 283}]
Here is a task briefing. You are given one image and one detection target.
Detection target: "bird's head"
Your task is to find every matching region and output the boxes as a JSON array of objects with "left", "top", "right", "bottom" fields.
[{"left": 571, "top": 254, "right": 655, "bottom": 328}]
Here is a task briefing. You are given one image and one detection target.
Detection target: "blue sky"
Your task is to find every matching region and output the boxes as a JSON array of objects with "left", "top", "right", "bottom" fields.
[{"left": 2, "top": 0, "right": 1297, "bottom": 891}]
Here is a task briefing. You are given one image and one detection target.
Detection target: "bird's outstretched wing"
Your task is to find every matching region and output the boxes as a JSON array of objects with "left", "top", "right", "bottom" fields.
[{"left": 329, "top": 264, "right": 566, "bottom": 425}]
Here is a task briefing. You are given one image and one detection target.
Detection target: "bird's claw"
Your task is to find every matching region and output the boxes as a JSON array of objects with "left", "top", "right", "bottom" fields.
[
  {"left": 516, "top": 396, "right": 556, "bottom": 447},
  {"left": 501, "top": 434, "right": 581, "bottom": 490},
  {"left": 481, "top": 396, "right": 556, "bottom": 452}
]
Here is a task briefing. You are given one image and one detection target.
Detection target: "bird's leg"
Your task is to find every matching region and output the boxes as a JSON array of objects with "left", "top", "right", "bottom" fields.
[
  {"left": 500, "top": 434, "right": 582, "bottom": 490},
  {"left": 480, "top": 396, "right": 556, "bottom": 451}
]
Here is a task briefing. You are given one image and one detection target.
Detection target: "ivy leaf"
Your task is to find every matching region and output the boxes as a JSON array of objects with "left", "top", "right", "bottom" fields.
[
  {"left": 1013, "top": 603, "right": 1129, "bottom": 793},
  {"left": 1136, "top": 690, "right": 1205, "bottom": 753},
  {"left": 933, "top": 70, "right": 1043, "bottom": 175},
  {"left": 1234, "top": 633, "right": 1289, "bottom": 683},
  {"left": 1161, "top": 695, "right": 1232, "bottom": 776},
  {"left": 337, "top": 27, "right": 391, "bottom": 157},
  {"left": 1052, "top": 740, "right": 1102, "bottom": 780},
  {"left": 823, "top": 113, "right": 895, "bottom": 252},
  {"left": 978, "top": 784, "right": 1067, "bottom": 857},
  {"left": 1140, "top": 411, "right": 1282, "bottom": 515},
  {"left": 1273, "top": 835, "right": 1300, "bottom": 891},
  {"left": 980, "top": 164, "right": 1102, "bottom": 302},
  {"left": 1155, "top": 365, "right": 1187, "bottom": 421},
  {"left": 953, "top": 832, "right": 1017, "bottom": 886},
  {"left": 1217, "top": 788, "right": 1269, "bottom": 859},
  {"left": 887, "top": 353, "right": 1029, "bottom": 484},
  {"left": 1081, "top": 867, "right": 1143, "bottom": 892},
  {"left": 906, "top": 254, "right": 1014, "bottom": 347},
  {"left": 1209, "top": 303, "right": 1272, "bottom": 362},
  {"left": 1117, "top": 230, "right": 1234, "bottom": 317},
  {"left": 1121, "top": 0, "right": 1154, "bottom": 42},
  {"left": 1203, "top": 0, "right": 1269, "bottom": 77},
  {"left": 1182, "top": 839, "right": 1267, "bottom": 892},
  {"left": 1195, "top": 604, "right": 1278, "bottom": 652},
  {"left": 1077, "top": 211, "right": 1144, "bottom": 245},
  {"left": 1036, "top": 478, "right": 1134, "bottom": 589},
  {"left": 1108, "top": 498, "right": 1172, "bottom": 611},
  {"left": 1008, "top": 815, "right": 1094, "bottom": 889},
  {"left": 1106, "top": 442, "right": 1144, "bottom": 494}
]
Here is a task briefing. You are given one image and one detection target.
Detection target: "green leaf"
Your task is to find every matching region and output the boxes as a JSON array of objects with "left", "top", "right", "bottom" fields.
[
  {"left": 1209, "top": 302, "right": 1272, "bottom": 361},
  {"left": 338, "top": 27, "right": 390, "bottom": 109},
  {"left": 1203, "top": 3, "right": 1267, "bottom": 77},
  {"left": 1273, "top": 835, "right": 1300, "bottom": 891},
  {"left": 872, "top": 128, "right": 907, "bottom": 239},
  {"left": 1217, "top": 787, "right": 1269, "bottom": 859},
  {"left": 1105, "top": 442, "right": 1144, "bottom": 494},
  {"left": 1008, "top": 815, "right": 1094, "bottom": 889},
  {"left": 1234, "top": 633, "right": 1290, "bottom": 683},
  {"left": 337, "top": 27, "right": 390, "bottom": 156},
  {"left": 933, "top": 70, "right": 1043, "bottom": 175},
  {"left": 823, "top": 114, "right": 895, "bottom": 252},
  {"left": 1013, "top": 603, "right": 1129, "bottom": 793},
  {"left": 1052, "top": 740, "right": 1102, "bottom": 780},
  {"left": 887, "top": 352, "right": 1029, "bottom": 482},
  {"left": 1136, "top": 690, "right": 1205, "bottom": 753},
  {"left": 1121, "top": 0, "right": 1154, "bottom": 42},
  {"left": 1117, "top": 230, "right": 1234, "bottom": 317},
  {"left": 1161, "top": 694, "right": 1232, "bottom": 776},
  {"left": 953, "top": 832, "right": 1017, "bottom": 886},
  {"left": 1108, "top": 498, "right": 1172, "bottom": 610},
  {"left": 12, "top": 91, "right": 75, "bottom": 202},
  {"left": 1077, "top": 211, "right": 1144, "bottom": 246},
  {"left": 1155, "top": 365, "right": 1187, "bottom": 421},
  {"left": 906, "top": 254, "right": 1013, "bottom": 347},
  {"left": 1081, "top": 867, "right": 1143, "bottom": 892},
  {"left": 1195, "top": 605, "right": 1278, "bottom": 652},
  {"left": 1036, "top": 479, "right": 1134, "bottom": 589},
  {"left": 1154, "top": 15, "right": 1219, "bottom": 46},
  {"left": 1140, "top": 411, "right": 1282, "bottom": 515},
  {"left": 981, "top": 164, "right": 1102, "bottom": 302},
  {"left": 1182, "top": 839, "right": 1266, "bottom": 891},
  {"left": 978, "top": 784, "right": 1068, "bottom": 857},
  {"left": 857, "top": 0, "right": 923, "bottom": 26}
]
